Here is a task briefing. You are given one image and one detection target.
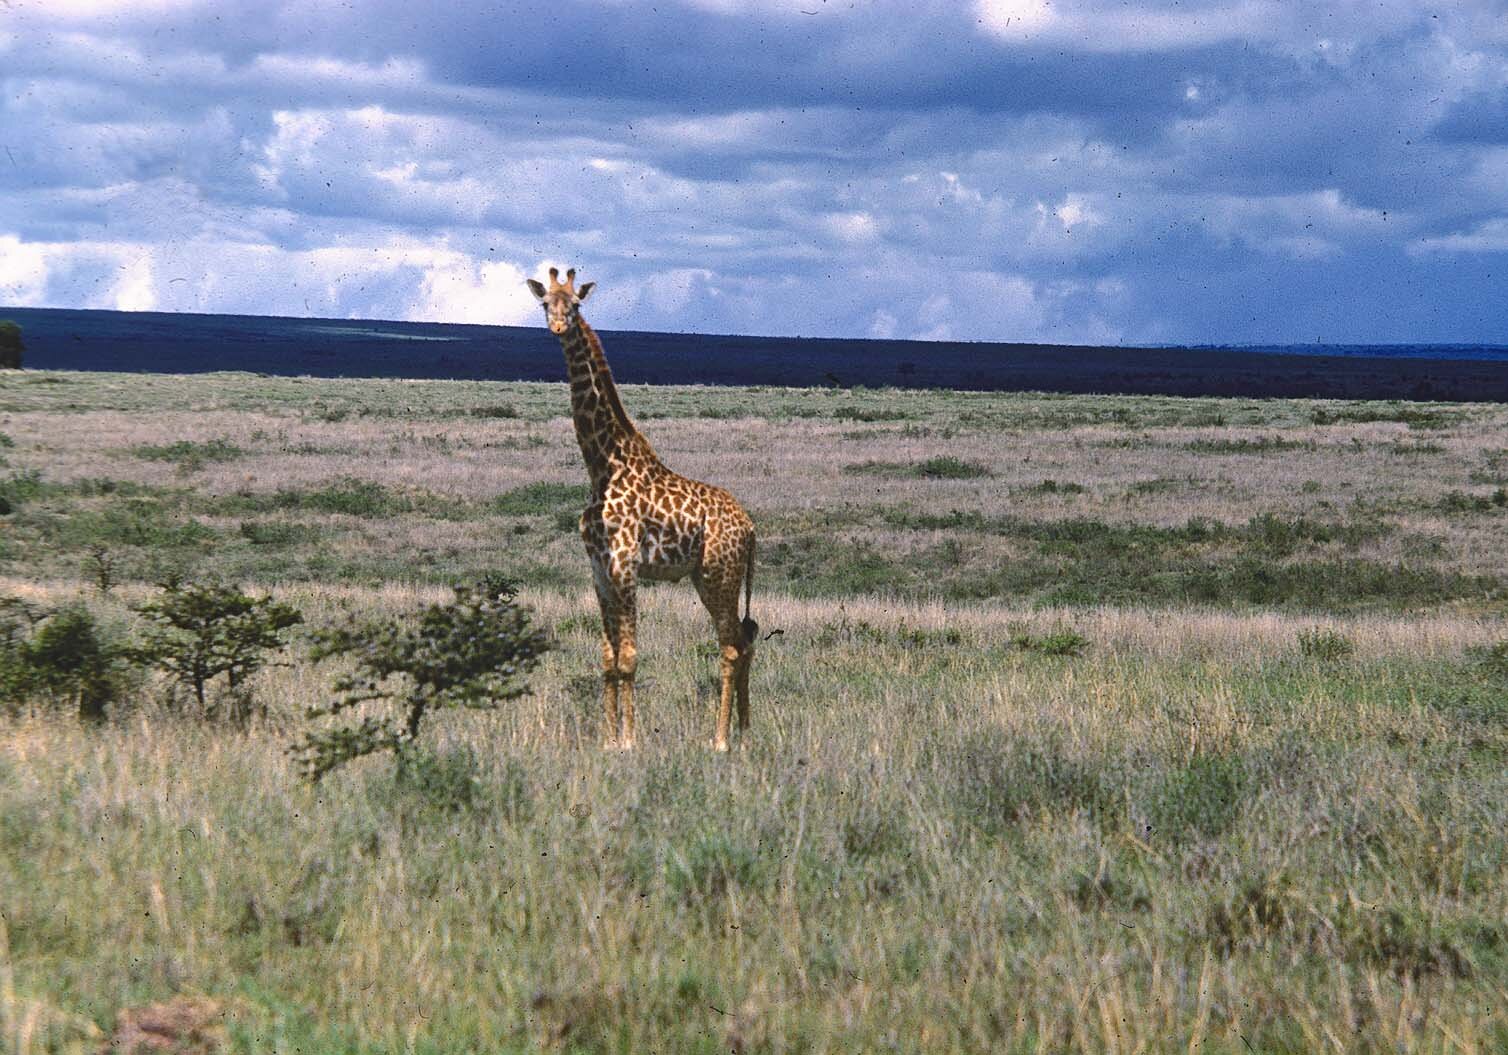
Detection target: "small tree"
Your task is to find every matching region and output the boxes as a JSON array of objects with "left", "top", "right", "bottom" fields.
[
  {"left": 1, "top": 598, "right": 123, "bottom": 722},
  {"left": 0, "top": 597, "right": 44, "bottom": 708},
  {"left": 0, "top": 321, "right": 22, "bottom": 370},
  {"left": 27, "top": 605, "right": 117, "bottom": 722},
  {"left": 293, "top": 575, "right": 550, "bottom": 782},
  {"left": 130, "top": 580, "right": 303, "bottom": 724}
]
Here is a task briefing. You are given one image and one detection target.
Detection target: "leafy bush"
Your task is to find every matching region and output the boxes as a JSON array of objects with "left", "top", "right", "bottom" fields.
[
  {"left": 294, "top": 575, "right": 550, "bottom": 781},
  {"left": 129, "top": 580, "right": 303, "bottom": 723},
  {"left": 1, "top": 598, "right": 127, "bottom": 721},
  {"left": 0, "top": 470, "right": 44, "bottom": 516},
  {"left": 1298, "top": 627, "right": 1355, "bottom": 661},
  {"left": 1466, "top": 641, "right": 1508, "bottom": 679},
  {"left": 1009, "top": 626, "right": 1089, "bottom": 657}
]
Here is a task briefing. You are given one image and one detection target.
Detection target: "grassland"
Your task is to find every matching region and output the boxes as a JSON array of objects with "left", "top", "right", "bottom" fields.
[{"left": 2, "top": 370, "right": 1507, "bottom": 1053}]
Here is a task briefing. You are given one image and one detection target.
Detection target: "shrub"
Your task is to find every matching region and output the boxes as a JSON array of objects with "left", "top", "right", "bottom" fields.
[
  {"left": 293, "top": 575, "right": 550, "bottom": 781},
  {"left": 1009, "top": 626, "right": 1089, "bottom": 657},
  {"left": 129, "top": 580, "right": 303, "bottom": 723},
  {"left": 1, "top": 599, "right": 126, "bottom": 722},
  {"left": 0, "top": 470, "right": 44, "bottom": 515},
  {"left": 1466, "top": 641, "right": 1508, "bottom": 679},
  {"left": 1298, "top": 627, "right": 1355, "bottom": 661}
]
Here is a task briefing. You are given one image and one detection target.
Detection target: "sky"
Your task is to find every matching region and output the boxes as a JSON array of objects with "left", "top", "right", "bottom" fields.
[{"left": 1, "top": 0, "right": 1507, "bottom": 345}]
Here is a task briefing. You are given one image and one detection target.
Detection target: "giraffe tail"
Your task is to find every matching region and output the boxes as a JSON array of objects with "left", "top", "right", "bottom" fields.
[{"left": 740, "top": 537, "right": 758, "bottom": 647}]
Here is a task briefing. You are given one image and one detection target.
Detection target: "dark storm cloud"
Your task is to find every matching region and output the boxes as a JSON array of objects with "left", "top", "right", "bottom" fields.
[{"left": 2, "top": 0, "right": 1506, "bottom": 342}]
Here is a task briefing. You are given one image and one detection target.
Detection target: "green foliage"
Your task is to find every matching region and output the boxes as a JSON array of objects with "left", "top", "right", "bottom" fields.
[
  {"left": 1019, "top": 478, "right": 1085, "bottom": 494},
  {"left": 1186, "top": 435, "right": 1314, "bottom": 454},
  {"left": 831, "top": 404, "right": 909, "bottom": 422},
  {"left": 1298, "top": 627, "right": 1355, "bottom": 661},
  {"left": 129, "top": 579, "right": 303, "bottom": 722},
  {"left": 1009, "top": 626, "right": 1089, "bottom": 657},
  {"left": 844, "top": 457, "right": 993, "bottom": 479},
  {"left": 0, "top": 469, "right": 43, "bottom": 515},
  {"left": 948, "top": 737, "right": 1121, "bottom": 835},
  {"left": 464, "top": 403, "right": 518, "bottom": 418},
  {"left": 1466, "top": 641, "right": 1508, "bottom": 679},
  {"left": 294, "top": 576, "right": 550, "bottom": 782},
  {"left": 1310, "top": 404, "right": 1459, "bottom": 430},
  {"left": 0, "top": 599, "right": 125, "bottom": 721},
  {"left": 0, "top": 319, "right": 23, "bottom": 369},
  {"left": 1143, "top": 753, "right": 1249, "bottom": 844},
  {"left": 491, "top": 481, "right": 587, "bottom": 516},
  {"left": 1433, "top": 489, "right": 1508, "bottom": 514},
  {"left": 388, "top": 746, "right": 484, "bottom": 814},
  {"left": 132, "top": 437, "right": 245, "bottom": 471}
]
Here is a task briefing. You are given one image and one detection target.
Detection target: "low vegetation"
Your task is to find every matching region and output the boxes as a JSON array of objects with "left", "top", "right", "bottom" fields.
[{"left": 2, "top": 370, "right": 1507, "bottom": 1052}]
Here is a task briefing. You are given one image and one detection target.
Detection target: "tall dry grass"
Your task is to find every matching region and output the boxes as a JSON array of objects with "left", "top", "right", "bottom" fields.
[{"left": 3, "top": 371, "right": 1507, "bottom": 1052}]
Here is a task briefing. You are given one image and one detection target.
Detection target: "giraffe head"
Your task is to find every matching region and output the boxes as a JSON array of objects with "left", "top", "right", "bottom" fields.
[{"left": 526, "top": 267, "right": 596, "bottom": 335}]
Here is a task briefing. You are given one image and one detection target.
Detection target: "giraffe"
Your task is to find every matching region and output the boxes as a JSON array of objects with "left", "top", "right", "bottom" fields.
[{"left": 526, "top": 268, "right": 758, "bottom": 752}]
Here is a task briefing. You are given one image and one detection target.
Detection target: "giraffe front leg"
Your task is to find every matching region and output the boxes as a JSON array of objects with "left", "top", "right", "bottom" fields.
[
  {"left": 596, "top": 594, "right": 621, "bottom": 750},
  {"left": 600, "top": 536, "right": 641, "bottom": 750}
]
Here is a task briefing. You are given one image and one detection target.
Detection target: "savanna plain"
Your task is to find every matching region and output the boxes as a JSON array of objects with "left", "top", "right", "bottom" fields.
[{"left": 3, "top": 369, "right": 1508, "bottom": 1054}]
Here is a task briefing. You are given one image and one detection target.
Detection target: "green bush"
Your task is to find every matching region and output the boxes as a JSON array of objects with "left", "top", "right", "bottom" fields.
[
  {"left": 1009, "top": 626, "right": 1089, "bottom": 657},
  {"left": 129, "top": 580, "right": 303, "bottom": 723},
  {"left": 1, "top": 598, "right": 127, "bottom": 722},
  {"left": 294, "top": 575, "right": 550, "bottom": 781},
  {"left": 1298, "top": 627, "right": 1355, "bottom": 661}
]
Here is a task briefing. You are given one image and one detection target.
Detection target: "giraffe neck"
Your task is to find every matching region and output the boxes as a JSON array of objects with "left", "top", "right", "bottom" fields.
[{"left": 559, "top": 318, "right": 651, "bottom": 491}]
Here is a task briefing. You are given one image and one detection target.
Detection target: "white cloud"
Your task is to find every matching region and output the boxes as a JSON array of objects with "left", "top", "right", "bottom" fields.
[
  {"left": 975, "top": 0, "right": 1278, "bottom": 52},
  {"left": 0, "top": 235, "right": 49, "bottom": 305},
  {"left": 1409, "top": 217, "right": 1508, "bottom": 254}
]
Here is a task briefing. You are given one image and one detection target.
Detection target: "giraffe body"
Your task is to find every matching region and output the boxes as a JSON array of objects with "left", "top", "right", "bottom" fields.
[{"left": 528, "top": 268, "right": 756, "bottom": 751}]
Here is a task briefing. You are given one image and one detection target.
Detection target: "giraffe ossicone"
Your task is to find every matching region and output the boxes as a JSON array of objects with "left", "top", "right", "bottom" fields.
[{"left": 527, "top": 268, "right": 758, "bottom": 751}]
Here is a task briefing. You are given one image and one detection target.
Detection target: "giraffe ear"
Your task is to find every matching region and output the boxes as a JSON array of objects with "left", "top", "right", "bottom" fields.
[
  {"left": 526, "top": 279, "right": 547, "bottom": 300},
  {"left": 576, "top": 282, "right": 595, "bottom": 302}
]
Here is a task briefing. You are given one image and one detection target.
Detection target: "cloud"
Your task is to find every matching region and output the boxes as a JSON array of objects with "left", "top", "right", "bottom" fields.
[
  {"left": 1409, "top": 217, "right": 1508, "bottom": 255},
  {"left": 1, "top": 0, "right": 1507, "bottom": 344}
]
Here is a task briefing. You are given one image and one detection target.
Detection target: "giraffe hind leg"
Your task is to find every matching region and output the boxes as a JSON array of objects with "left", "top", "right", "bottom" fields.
[{"left": 697, "top": 577, "right": 749, "bottom": 753}]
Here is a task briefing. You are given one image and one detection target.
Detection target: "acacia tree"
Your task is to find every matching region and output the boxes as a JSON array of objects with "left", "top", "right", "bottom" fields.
[
  {"left": 293, "top": 575, "right": 550, "bottom": 782},
  {"left": 130, "top": 580, "right": 303, "bottom": 724}
]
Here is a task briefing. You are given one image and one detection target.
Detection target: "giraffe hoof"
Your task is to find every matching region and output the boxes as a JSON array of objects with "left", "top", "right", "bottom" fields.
[
  {"left": 711, "top": 739, "right": 730, "bottom": 754},
  {"left": 602, "top": 739, "right": 621, "bottom": 752}
]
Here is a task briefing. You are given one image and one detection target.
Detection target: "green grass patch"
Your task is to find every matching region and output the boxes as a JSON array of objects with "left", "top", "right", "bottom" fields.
[
  {"left": 132, "top": 437, "right": 245, "bottom": 471},
  {"left": 1185, "top": 435, "right": 1314, "bottom": 454},
  {"left": 491, "top": 481, "right": 588, "bottom": 517},
  {"left": 843, "top": 457, "right": 993, "bottom": 479}
]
